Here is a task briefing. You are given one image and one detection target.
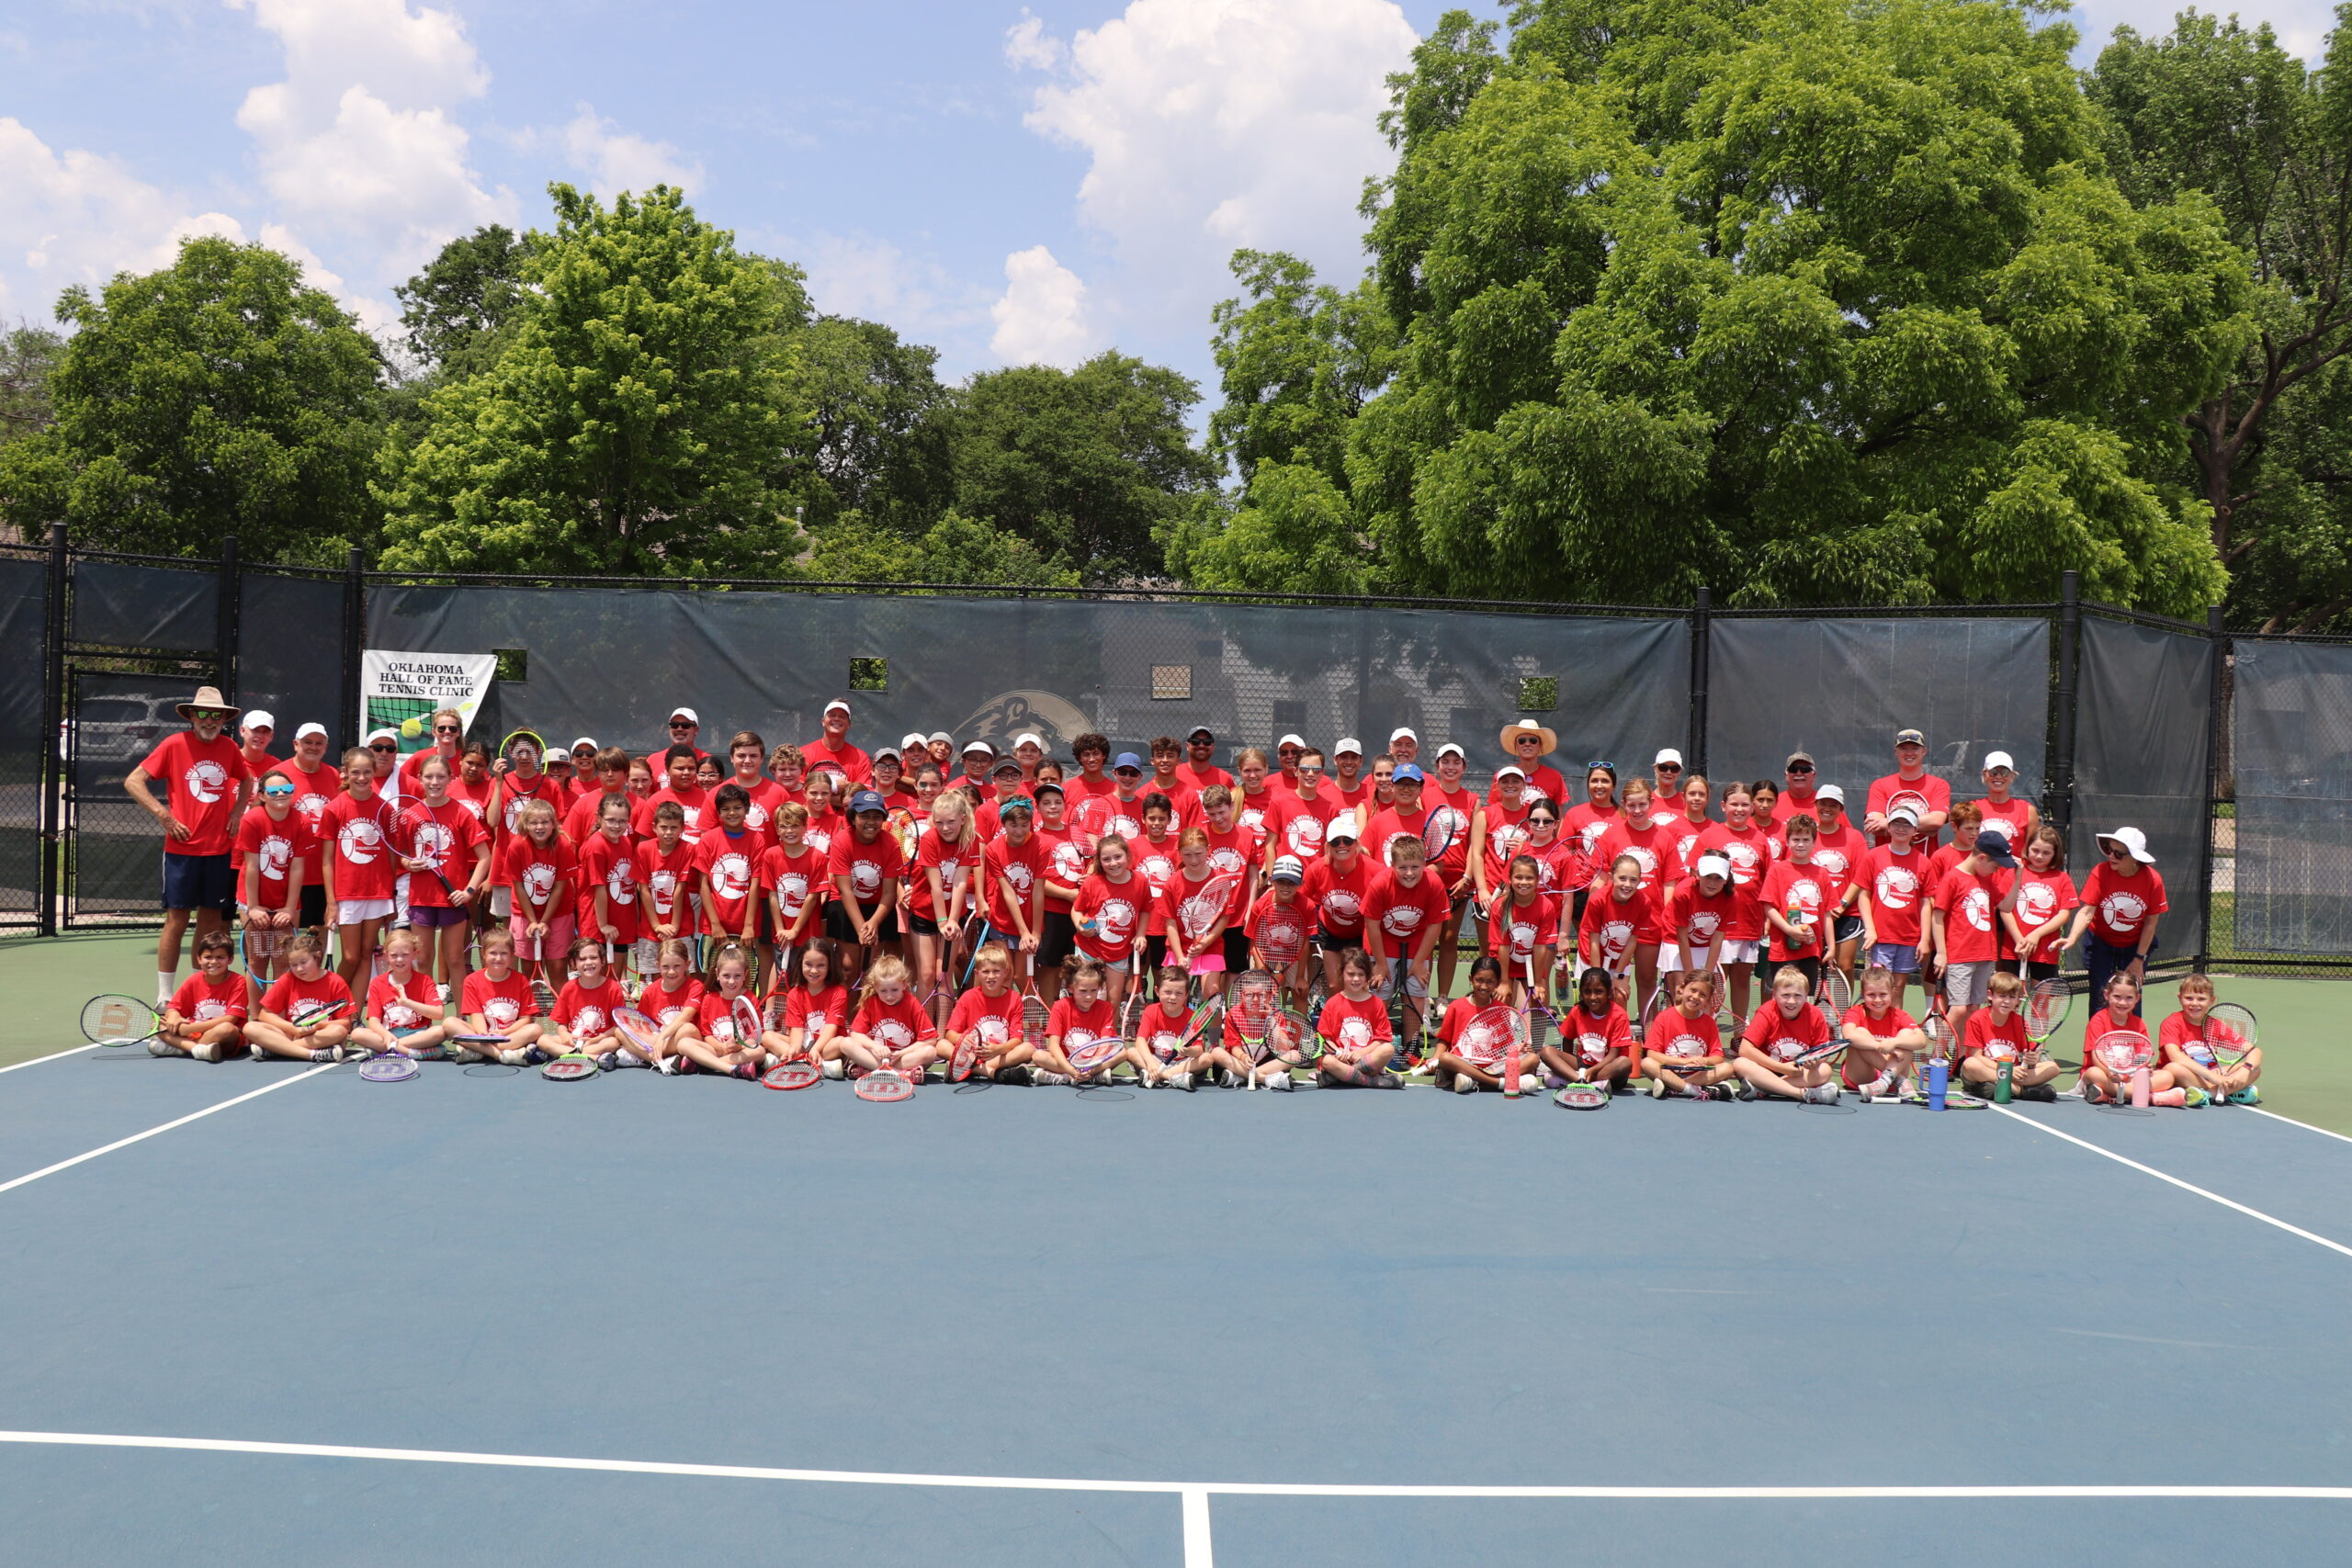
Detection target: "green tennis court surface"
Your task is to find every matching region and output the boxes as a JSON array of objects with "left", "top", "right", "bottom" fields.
[{"left": 6, "top": 935, "right": 2349, "bottom": 1566}]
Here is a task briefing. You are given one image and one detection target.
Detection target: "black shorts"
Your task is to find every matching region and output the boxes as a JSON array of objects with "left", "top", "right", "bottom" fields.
[
  {"left": 903, "top": 912, "right": 940, "bottom": 938},
  {"left": 1570, "top": 888, "right": 1589, "bottom": 934},
  {"left": 298, "top": 884, "right": 327, "bottom": 928},
  {"left": 824, "top": 904, "right": 899, "bottom": 945},
  {"left": 1038, "top": 909, "right": 1077, "bottom": 966},
  {"left": 162, "top": 852, "right": 235, "bottom": 914},
  {"left": 1780, "top": 955, "right": 1822, "bottom": 992},
  {"left": 1140, "top": 932, "right": 1169, "bottom": 972},
  {"left": 2026, "top": 959, "right": 2059, "bottom": 983},
  {"left": 1833, "top": 914, "right": 1864, "bottom": 944},
  {"left": 1222, "top": 928, "right": 1252, "bottom": 972}
]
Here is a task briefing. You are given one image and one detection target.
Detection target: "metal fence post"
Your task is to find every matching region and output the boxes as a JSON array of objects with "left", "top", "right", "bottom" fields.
[
  {"left": 342, "top": 547, "right": 366, "bottom": 747},
  {"left": 214, "top": 533, "right": 240, "bottom": 703},
  {"left": 2199, "top": 603, "right": 2227, "bottom": 970},
  {"left": 2050, "top": 570, "right": 2079, "bottom": 838},
  {"left": 1690, "top": 584, "right": 1711, "bottom": 775},
  {"left": 38, "top": 523, "right": 66, "bottom": 938}
]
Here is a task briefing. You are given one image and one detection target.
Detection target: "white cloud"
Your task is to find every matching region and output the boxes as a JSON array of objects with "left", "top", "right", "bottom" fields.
[
  {"left": 2069, "top": 0, "right": 2333, "bottom": 60},
  {"left": 0, "top": 117, "right": 245, "bottom": 319},
  {"left": 257, "top": 221, "right": 399, "bottom": 340},
  {"left": 230, "top": 0, "right": 513, "bottom": 284},
  {"left": 560, "top": 104, "right": 703, "bottom": 197},
  {"left": 1003, "top": 9, "right": 1067, "bottom": 71},
  {"left": 989, "top": 244, "right": 1095, "bottom": 367},
  {"left": 1015, "top": 0, "right": 1415, "bottom": 333},
  {"left": 793, "top": 231, "right": 993, "bottom": 338}
]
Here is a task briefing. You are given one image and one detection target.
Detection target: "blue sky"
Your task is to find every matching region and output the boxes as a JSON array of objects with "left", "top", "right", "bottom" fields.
[{"left": 2, "top": 0, "right": 2325, "bottom": 403}]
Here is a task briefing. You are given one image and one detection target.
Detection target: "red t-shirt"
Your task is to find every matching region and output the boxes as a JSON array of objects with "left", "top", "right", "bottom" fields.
[
  {"left": 1858, "top": 843, "right": 1934, "bottom": 947},
  {"left": 1577, "top": 885, "right": 1656, "bottom": 970},
  {"left": 1491, "top": 763, "right": 1570, "bottom": 812},
  {"left": 1486, "top": 892, "right": 1562, "bottom": 967},
  {"left": 141, "top": 730, "right": 252, "bottom": 856},
  {"left": 235, "top": 807, "right": 312, "bottom": 910},
  {"left": 695, "top": 989, "right": 762, "bottom": 1045},
  {"left": 639, "top": 785, "right": 712, "bottom": 844},
  {"left": 781, "top": 982, "right": 851, "bottom": 1041},
  {"left": 640, "top": 976, "right": 706, "bottom": 1032},
  {"left": 849, "top": 989, "right": 937, "bottom": 1051},
  {"left": 2084, "top": 1010, "right": 2154, "bottom": 1069},
  {"left": 461, "top": 969, "right": 538, "bottom": 1031},
  {"left": 492, "top": 773, "right": 565, "bottom": 853},
  {"left": 1964, "top": 1006, "right": 2030, "bottom": 1061},
  {"left": 1047, "top": 995, "right": 1119, "bottom": 1053},
  {"left": 1434, "top": 996, "right": 1513, "bottom": 1066},
  {"left": 554, "top": 976, "right": 626, "bottom": 1036},
  {"left": 1741, "top": 1000, "right": 1830, "bottom": 1062},
  {"left": 736, "top": 776, "right": 792, "bottom": 840},
  {"left": 1144, "top": 773, "right": 1204, "bottom": 827},
  {"left": 1868, "top": 772, "right": 1953, "bottom": 846},
  {"left": 947, "top": 986, "right": 1026, "bottom": 1054},
  {"left": 500, "top": 830, "right": 577, "bottom": 918},
  {"left": 632, "top": 837, "right": 700, "bottom": 938},
  {"left": 563, "top": 789, "right": 639, "bottom": 847},
  {"left": 1562, "top": 1000, "right": 1634, "bottom": 1065},
  {"left": 1162, "top": 866, "right": 1248, "bottom": 947},
  {"left": 397, "top": 797, "right": 486, "bottom": 910},
  {"left": 260, "top": 969, "right": 352, "bottom": 1024},
  {"left": 697, "top": 827, "right": 768, "bottom": 937},
  {"left": 1933, "top": 864, "right": 2011, "bottom": 964},
  {"left": 1178, "top": 761, "right": 1234, "bottom": 794},
  {"left": 1135, "top": 999, "right": 1196, "bottom": 1059},
  {"left": 758, "top": 841, "right": 828, "bottom": 939},
  {"left": 2078, "top": 863, "right": 2167, "bottom": 949},
  {"left": 1758, "top": 859, "right": 1834, "bottom": 962},
  {"left": 1363, "top": 803, "right": 1432, "bottom": 872},
  {"left": 320, "top": 792, "right": 401, "bottom": 902},
  {"left": 799, "top": 738, "right": 872, "bottom": 784},
  {"left": 1664, "top": 879, "right": 1747, "bottom": 957},
  {"left": 576, "top": 830, "right": 641, "bottom": 943},
  {"left": 1073, "top": 872, "right": 1153, "bottom": 962},
  {"left": 1198, "top": 823, "right": 1256, "bottom": 883},
  {"left": 1644, "top": 1006, "right": 1722, "bottom": 1066},
  {"left": 1317, "top": 991, "right": 1392, "bottom": 1054},
  {"left": 1480, "top": 801, "right": 1539, "bottom": 893},
  {"left": 1301, "top": 852, "right": 1378, "bottom": 941},
  {"left": 1591, "top": 817, "right": 1686, "bottom": 914},
  {"left": 907, "top": 825, "right": 984, "bottom": 923},
  {"left": 982, "top": 831, "right": 1050, "bottom": 931},
  {"left": 1808, "top": 823, "right": 1870, "bottom": 905},
  {"left": 1562, "top": 800, "right": 1622, "bottom": 867},
  {"left": 1523, "top": 834, "right": 1584, "bottom": 902},
  {"left": 1034, "top": 823, "right": 1089, "bottom": 914},
  {"left": 396, "top": 745, "right": 464, "bottom": 796},
  {"left": 1363, "top": 868, "right": 1451, "bottom": 958},
  {"left": 266, "top": 759, "right": 339, "bottom": 882},
  {"left": 2011, "top": 868, "right": 2079, "bottom": 963},
  {"left": 1244, "top": 889, "right": 1317, "bottom": 965},
  {"left": 368, "top": 969, "right": 441, "bottom": 1032},
  {"left": 1128, "top": 832, "right": 1183, "bottom": 936},
  {"left": 169, "top": 968, "right": 251, "bottom": 1025},
  {"left": 1071, "top": 792, "right": 1151, "bottom": 850},
  {"left": 1973, "top": 796, "right": 2036, "bottom": 850}
]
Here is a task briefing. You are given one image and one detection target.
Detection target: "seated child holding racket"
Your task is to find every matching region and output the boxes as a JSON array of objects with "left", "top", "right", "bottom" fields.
[
  {"left": 543, "top": 937, "right": 626, "bottom": 1064},
  {"left": 1839, "top": 966, "right": 1927, "bottom": 1100},
  {"left": 1313, "top": 945, "right": 1402, "bottom": 1088},
  {"left": 1538, "top": 966, "right": 1635, "bottom": 1096},
  {"left": 940, "top": 940, "right": 1035, "bottom": 1085},
  {"left": 458, "top": 927, "right": 542, "bottom": 1066},
  {"left": 672, "top": 941, "right": 767, "bottom": 1078},
  {"left": 1733, "top": 964, "right": 1842, "bottom": 1103},
  {"left": 1643, "top": 971, "right": 1737, "bottom": 1099},
  {"left": 2161, "top": 974, "right": 2261, "bottom": 1105},
  {"left": 1957, "top": 971, "right": 2060, "bottom": 1102},
  {"left": 636, "top": 938, "right": 704, "bottom": 1070},
  {"left": 839, "top": 954, "right": 936, "bottom": 1080},
  {"left": 243, "top": 930, "right": 357, "bottom": 1063},
  {"left": 2078, "top": 973, "right": 2196, "bottom": 1106},
  {"left": 348, "top": 929, "right": 450, "bottom": 1060},
  {"left": 1037, "top": 955, "right": 1148, "bottom": 1086},
  {"left": 158, "top": 931, "right": 251, "bottom": 1061},
  {"left": 1431, "top": 953, "right": 1514, "bottom": 1093},
  {"left": 1132, "top": 965, "right": 1205, "bottom": 1092},
  {"left": 767, "top": 938, "right": 848, "bottom": 1070}
]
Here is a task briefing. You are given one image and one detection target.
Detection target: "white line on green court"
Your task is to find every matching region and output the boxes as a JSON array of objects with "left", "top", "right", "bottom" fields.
[
  {"left": 1991, "top": 1105, "right": 2352, "bottom": 1260},
  {"left": 0, "top": 1043, "right": 98, "bottom": 1075},
  {"left": 0, "top": 1064, "right": 336, "bottom": 1196}
]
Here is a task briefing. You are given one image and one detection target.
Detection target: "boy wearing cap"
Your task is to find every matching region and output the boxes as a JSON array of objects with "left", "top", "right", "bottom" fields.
[
  {"left": 803, "top": 700, "right": 871, "bottom": 784},
  {"left": 957, "top": 739, "right": 996, "bottom": 795},
  {"left": 828, "top": 789, "right": 905, "bottom": 987},
  {"left": 1328, "top": 739, "right": 1370, "bottom": 811},
  {"left": 237, "top": 711, "right": 277, "bottom": 778},
  {"left": 1854, "top": 806, "right": 1932, "bottom": 1009},
  {"left": 1808, "top": 787, "right": 1868, "bottom": 984},
  {"left": 982, "top": 794, "right": 1049, "bottom": 965},
  {"left": 1073, "top": 752, "right": 1152, "bottom": 847},
  {"left": 1865, "top": 728, "right": 1951, "bottom": 846},
  {"left": 2064, "top": 827, "right": 2167, "bottom": 1011},
  {"left": 1247, "top": 855, "right": 1318, "bottom": 1002},
  {"left": 127, "top": 685, "right": 255, "bottom": 1004},
  {"left": 1928, "top": 827, "right": 2021, "bottom": 1043}
]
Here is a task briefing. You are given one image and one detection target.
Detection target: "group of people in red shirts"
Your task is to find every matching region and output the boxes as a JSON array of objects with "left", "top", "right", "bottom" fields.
[{"left": 129, "top": 688, "right": 2183, "bottom": 1097}]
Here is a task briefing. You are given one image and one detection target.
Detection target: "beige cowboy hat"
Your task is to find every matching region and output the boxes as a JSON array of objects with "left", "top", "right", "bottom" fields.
[
  {"left": 174, "top": 684, "right": 243, "bottom": 722},
  {"left": 1498, "top": 720, "right": 1557, "bottom": 756}
]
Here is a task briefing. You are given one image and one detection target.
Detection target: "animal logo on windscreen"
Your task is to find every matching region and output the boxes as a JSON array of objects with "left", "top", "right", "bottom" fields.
[{"left": 957, "top": 691, "right": 1091, "bottom": 755}]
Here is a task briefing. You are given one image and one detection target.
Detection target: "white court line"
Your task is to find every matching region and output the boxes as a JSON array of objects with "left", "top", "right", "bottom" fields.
[
  {"left": 1, "top": 1430, "right": 2348, "bottom": 1502},
  {"left": 2250, "top": 1106, "right": 2352, "bottom": 1148},
  {"left": 0, "top": 1043, "right": 98, "bottom": 1075},
  {"left": 0, "top": 1064, "right": 336, "bottom": 1197},
  {"left": 1991, "top": 1105, "right": 2352, "bottom": 1260}
]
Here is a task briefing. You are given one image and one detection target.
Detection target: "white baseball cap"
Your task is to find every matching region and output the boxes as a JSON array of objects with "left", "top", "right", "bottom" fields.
[
  {"left": 1270, "top": 854, "right": 1306, "bottom": 884},
  {"left": 669, "top": 706, "right": 698, "bottom": 724},
  {"left": 1277, "top": 732, "right": 1306, "bottom": 750},
  {"left": 1655, "top": 748, "right": 1684, "bottom": 767},
  {"left": 1984, "top": 750, "right": 2017, "bottom": 773},
  {"left": 822, "top": 699, "right": 852, "bottom": 717},
  {"left": 927, "top": 731, "right": 952, "bottom": 746},
  {"left": 1695, "top": 852, "right": 1732, "bottom": 880},
  {"left": 1334, "top": 737, "right": 1363, "bottom": 756},
  {"left": 1435, "top": 741, "right": 1465, "bottom": 760},
  {"left": 242, "top": 710, "right": 276, "bottom": 731},
  {"left": 901, "top": 731, "right": 928, "bottom": 752},
  {"left": 1013, "top": 731, "right": 1044, "bottom": 750},
  {"left": 364, "top": 727, "right": 398, "bottom": 744},
  {"left": 1496, "top": 764, "right": 1526, "bottom": 780},
  {"left": 1886, "top": 805, "right": 1919, "bottom": 827},
  {"left": 294, "top": 722, "right": 327, "bottom": 741},
  {"left": 1390, "top": 727, "right": 1418, "bottom": 744},
  {"left": 962, "top": 739, "right": 996, "bottom": 757},
  {"left": 1816, "top": 784, "right": 1846, "bottom": 805},
  {"left": 571, "top": 737, "right": 597, "bottom": 753}
]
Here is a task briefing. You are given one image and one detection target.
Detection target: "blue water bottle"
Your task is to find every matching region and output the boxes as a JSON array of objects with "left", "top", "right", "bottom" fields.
[{"left": 1928, "top": 1054, "right": 1948, "bottom": 1111}]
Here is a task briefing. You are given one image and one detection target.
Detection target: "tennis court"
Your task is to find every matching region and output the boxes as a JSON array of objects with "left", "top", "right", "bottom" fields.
[{"left": 2, "top": 936, "right": 2346, "bottom": 1565}]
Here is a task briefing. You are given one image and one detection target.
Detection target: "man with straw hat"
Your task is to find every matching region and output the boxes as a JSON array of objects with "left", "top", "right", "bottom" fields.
[
  {"left": 1495, "top": 720, "right": 1568, "bottom": 811},
  {"left": 125, "top": 685, "right": 255, "bottom": 1005}
]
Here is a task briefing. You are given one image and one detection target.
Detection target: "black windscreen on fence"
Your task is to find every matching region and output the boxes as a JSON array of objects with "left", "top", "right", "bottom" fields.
[
  {"left": 368, "top": 587, "right": 1690, "bottom": 786},
  {"left": 1705, "top": 616, "right": 2051, "bottom": 808},
  {"left": 2074, "top": 615, "right": 2213, "bottom": 965},
  {"left": 238, "top": 570, "right": 347, "bottom": 747},
  {"left": 71, "top": 559, "right": 215, "bottom": 652},
  {"left": 68, "top": 670, "right": 194, "bottom": 920},
  {"left": 0, "top": 556, "right": 48, "bottom": 926},
  {"left": 2231, "top": 638, "right": 2352, "bottom": 955}
]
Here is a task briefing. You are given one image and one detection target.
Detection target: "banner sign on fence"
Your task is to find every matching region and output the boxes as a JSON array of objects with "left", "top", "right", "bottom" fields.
[{"left": 359, "top": 650, "right": 497, "bottom": 753}]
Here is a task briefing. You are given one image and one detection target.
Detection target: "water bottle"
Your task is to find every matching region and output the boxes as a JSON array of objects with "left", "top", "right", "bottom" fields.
[
  {"left": 1928, "top": 1054, "right": 1948, "bottom": 1111},
  {"left": 1995, "top": 1060, "right": 2013, "bottom": 1104}
]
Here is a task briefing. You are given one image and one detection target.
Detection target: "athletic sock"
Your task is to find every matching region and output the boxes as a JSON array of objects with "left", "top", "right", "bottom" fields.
[{"left": 156, "top": 970, "right": 175, "bottom": 1005}]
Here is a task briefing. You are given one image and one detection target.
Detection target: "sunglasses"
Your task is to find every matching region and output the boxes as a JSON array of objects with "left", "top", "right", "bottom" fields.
[
  {"left": 262, "top": 784, "right": 295, "bottom": 796},
  {"left": 1786, "top": 763, "right": 1815, "bottom": 775},
  {"left": 1656, "top": 763, "right": 1682, "bottom": 773},
  {"left": 1586, "top": 760, "right": 1615, "bottom": 773},
  {"left": 369, "top": 742, "right": 397, "bottom": 752},
  {"left": 573, "top": 749, "right": 596, "bottom": 758},
  {"left": 435, "top": 723, "right": 461, "bottom": 734},
  {"left": 670, "top": 721, "right": 695, "bottom": 730},
  {"left": 191, "top": 709, "right": 229, "bottom": 721}
]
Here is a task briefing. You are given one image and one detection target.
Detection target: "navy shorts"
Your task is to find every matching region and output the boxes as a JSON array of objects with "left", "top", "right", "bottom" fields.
[{"left": 162, "top": 852, "right": 236, "bottom": 914}]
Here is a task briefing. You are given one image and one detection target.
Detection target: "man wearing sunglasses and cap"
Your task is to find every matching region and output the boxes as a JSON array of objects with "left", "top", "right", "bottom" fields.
[
  {"left": 803, "top": 700, "right": 871, "bottom": 784},
  {"left": 2064, "top": 827, "right": 2167, "bottom": 1012},
  {"left": 126, "top": 686, "right": 255, "bottom": 1005},
  {"left": 654, "top": 706, "right": 711, "bottom": 766},
  {"left": 1770, "top": 750, "right": 1823, "bottom": 828},
  {"left": 1865, "top": 728, "right": 1951, "bottom": 847}
]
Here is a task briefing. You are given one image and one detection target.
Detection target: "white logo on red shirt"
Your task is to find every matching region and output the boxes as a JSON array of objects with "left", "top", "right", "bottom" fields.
[
  {"left": 336, "top": 817, "right": 386, "bottom": 864},
  {"left": 604, "top": 860, "right": 638, "bottom": 905},
  {"left": 1337, "top": 1013, "right": 1374, "bottom": 1051},
  {"left": 2099, "top": 890, "right": 2148, "bottom": 933},
  {"left": 254, "top": 831, "right": 296, "bottom": 881},
  {"left": 1506, "top": 916, "right": 1540, "bottom": 959},
  {"left": 1687, "top": 909, "right": 1722, "bottom": 942},
  {"left": 712, "top": 851, "right": 756, "bottom": 903},
  {"left": 573, "top": 1004, "right": 608, "bottom": 1034},
  {"left": 1961, "top": 886, "right": 1994, "bottom": 932},
  {"left": 1873, "top": 864, "right": 1920, "bottom": 911},
  {"left": 2018, "top": 882, "right": 2058, "bottom": 923},
  {"left": 1323, "top": 888, "right": 1363, "bottom": 924},
  {"left": 483, "top": 996, "right": 521, "bottom": 1029},
  {"left": 519, "top": 862, "right": 559, "bottom": 905},
  {"left": 874, "top": 1015, "right": 915, "bottom": 1050},
  {"left": 183, "top": 760, "right": 231, "bottom": 805}
]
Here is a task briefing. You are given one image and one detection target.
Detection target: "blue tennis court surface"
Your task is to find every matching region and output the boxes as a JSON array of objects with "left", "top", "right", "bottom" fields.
[{"left": 5, "top": 1050, "right": 2348, "bottom": 1565}]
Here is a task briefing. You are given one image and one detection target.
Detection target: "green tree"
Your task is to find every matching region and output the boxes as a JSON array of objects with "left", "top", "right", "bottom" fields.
[
  {"left": 786, "top": 315, "right": 953, "bottom": 532},
  {"left": 1339, "top": 0, "right": 2251, "bottom": 614},
  {"left": 802, "top": 509, "right": 1079, "bottom": 587},
  {"left": 393, "top": 224, "right": 534, "bottom": 381},
  {"left": 0, "top": 321, "right": 63, "bottom": 451},
  {"left": 947, "top": 351, "right": 1217, "bottom": 581},
  {"left": 0, "top": 237, "right": 383, "bottom": 561},
  {"left": 376, "top": 185, "right": 811, "bottom": 576},
  {"left": 2089, "top": 10, "right": 2352, "bottom": 631}
]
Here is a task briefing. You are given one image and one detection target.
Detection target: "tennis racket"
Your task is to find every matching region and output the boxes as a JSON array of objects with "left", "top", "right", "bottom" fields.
[
  {"left": 2208, "top": 1002, "right": 2259, "bottom": 1079},
  {"left": 763, "top": 1059, "right": 821, "bottom": 1089},
  {"left": 1420, "top": 807, "right": 1464, "bottom": 863},
  {"left": 1507, "top": 956, "right": 1536, "bottom": 1097},
  {"left": 855, "top": 1065, "right": 915, "bottom": 1101},
  {"left": 1169, "top": 995, "right": 1226, "bottom": 1058},
  {"left": 1886, "top": 788, "right": 1931, "bottom": 832},
  {"left": 1791, "top": 1033, "right": 1848, "bottom": 1068},
  {"left": 1021, "top": 954, "right": 1048, "bottom": 1048},
  {"left": 1461, "top": 1003, "right": 1519, "bottom": 1085},
  {"left": 1263, "top": 1008, "right": 1326, "bottom": 1070},
  {"left": 1068, "top": 1033, "right": 1125, "bottom": 1077},
  {"left": 1176, "top": 873, "right": 1242, "bottom": 968},
  {"left": 357, "top": 1052, "right": 419, "bottom": 1082},
  {"left": 82, "top": 994, "right": 165, "bottom": 1048},
  {"left": 1640, "top": 980, "right": 1673, "bottom": 1043},
  {"left": 615, "top": 1006, "right": 663, "bottom": 1067},
  {"left": 1817, "top": 963, "right": 1852, "bottom": 1017},
  {"left": 1554, "top": 1080, "right": 1610, "bottom": 1109},
  {"left": 1254, "top": 905, "right": 1306, "bottom": 981},
  {"left": 499, "top": 728, "right": 548, "bottom": 768},
  {"left": 2093, "top": 1028, "right": 2154, "bottom": 1106},
  {"left": 731, "top": 994, "right": 764, "bottom": 1055},
  {"left": 2022, "top": 976, "right": 2071, "bottom": 1062},
  {"left": 541, "top": 1051, "right": 598, "bottom": 1081},
  {"left": 1227, "top": 972, "right": 1279, "bottom": 1086},
  {"left": 948, "top": 1024, "right": 980, "bottom": 1084}
]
